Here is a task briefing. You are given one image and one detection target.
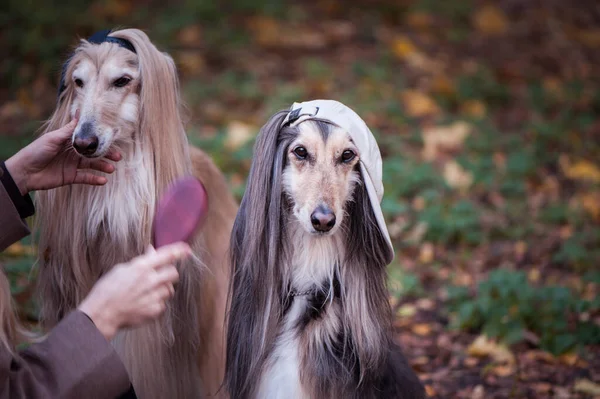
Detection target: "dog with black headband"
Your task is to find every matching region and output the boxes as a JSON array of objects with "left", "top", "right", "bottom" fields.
[
  {"left": 35, "top": 29, "right": 237, "bottom": 398},
  {"left": 225, "top": 100, "right": 425, "bottom": 398}
]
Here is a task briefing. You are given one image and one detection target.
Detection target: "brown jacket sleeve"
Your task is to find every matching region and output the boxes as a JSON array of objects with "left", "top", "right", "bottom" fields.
[
  {"left": 0, "top": 310, "right": 131, "bottom": 399},
  {"left": 0, "top": 181, "right": 30, "bottom": 252}
]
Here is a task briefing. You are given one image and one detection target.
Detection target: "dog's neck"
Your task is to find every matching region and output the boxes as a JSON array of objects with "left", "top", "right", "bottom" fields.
[
  {"left": 80, "top": 139, "right": 155, "bottom": 254},
  {"left": 285, "top": 219, "right": 345, "bottom": 295}
]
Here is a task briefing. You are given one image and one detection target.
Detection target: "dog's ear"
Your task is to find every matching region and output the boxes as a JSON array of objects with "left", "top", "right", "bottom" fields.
[
  {"left": 346, "top": 176, "right": 389, "bottom": 267},
  {"left": 110, "top": 29, "right": 191, "bottom": 192},
  {"left": 226, "top": 110, "right": 290, "bottom": 397},
  {"left": 235, "top": 110, "right": 289, "bottom": 251}
]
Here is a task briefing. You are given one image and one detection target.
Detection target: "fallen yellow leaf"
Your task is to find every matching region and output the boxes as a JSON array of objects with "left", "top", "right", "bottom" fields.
[
  {"left": 412, "top": 196, "right": 426, "bottom": 211},
  {"left": 532, "top": 382, "right": 553, "bottom": 393},
  {"left": 392, "top": 36, "right": 418, "bottom": 59},
  {"left": 528, "top": 268, "right": 540, "bottom": 283},
  {"left": 453, "top": 272, "right": 473, "bottom": 287},
  {"left": 225, "top": 122, "right": 256, "bottom": 151},
  {"left": 575, "top": 29, "right": 600, "bottom": 48},
  {"left": 422, "top": 122, "right": 472, "bottom": 161},
  {"left": 95, "top": 0, "right": 132, "bottom": 18},
  {"left": 405, "top": 221, "right": 428, "bottom": 244},
  {"left": 412, "top": 323, "right": 433, "bottom": 336},
  {"left": 405, "top": 12, "right": 434, "bottom": 30},
  {"left": 473, "top": 5, "right": 509, "bottom": 36},
  {"left": 431, "top": 74, "right": 455, "bottom": 97},
  {"left": 402, "top": 90, "right": 440, "bottom": 118},
  {"left": 525, "top": 350, "right": 557, "bottom": 363},
  {"left": 4, "top": 242, "right": 35, "bottom": 258},
  {"left": 230, "top": 173, "right": 244, "bottom": 188},
  {"left": 176, "top": 51, "right": 206, "bottom": 76},
  {"left": 543, "top": 78, "right": 563, "bottom": 98},
  {"left": 248, "top": 16, "right": 280, "bottom": 47},
  {"left": 419, "top": 242, "right": 435, "bottom": 263},
  {"left": 396, "top": 304, "right": 417, "bottom": 318},
  {"left": 460, "top": 100, "right": 486, "bottom": 118},
  {"left": 515, "top": 241, "right": 527, "bottom": 258},
  {"left": 558, "top": 352, "right": 579, "bottom": 366},
  {"left": 560, "top": 156, "right": 600, "bottom": 183},
  {"left": 249, "top": 17, "right": 326, "bottom": 49},
  {"left": 411, "top": 356, "right": 429, "bottom": 367},
  {"left": 177, "top": 24, "right": 202, "bottom": 47},
  {"left": 579, "top": 192, "right": 600, "bottom": 221},
  {"left": 491, "top": 363, "right": 515, "bottom": 377},
  {"left": 493, "top": 152, "right": 506, "bottom": 169},
  {"left": 574, "top": 379, "right": 600, "bottom": 396},
  {"left": 416, "top": 298, "right": 435, "bottom": 311},
  {"left": 443, "top": 160, "right": 473, "bottom": 191},
  {"left": 472, "top": 385, "right": 485, "bottom": 399},
  {"left": 559, "top": 225, "right": 573, "bottom": 239},
  {"left": 464, "top": 357, "right": 479, "bottom": 367},
  {"left": 467, "top": 335, "right": 515, "bottom": 364}
]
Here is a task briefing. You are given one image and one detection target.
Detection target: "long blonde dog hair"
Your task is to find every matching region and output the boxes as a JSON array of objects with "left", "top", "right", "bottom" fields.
[
  {"left": 34, "top": 29, "right": 205, "bottom": 397},
  {"left": 0, "top": 272, "right": 31, "bottom": 355}
]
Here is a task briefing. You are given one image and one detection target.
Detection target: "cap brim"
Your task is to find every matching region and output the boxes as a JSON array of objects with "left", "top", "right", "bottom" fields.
[{"left": 359, "top": 163, "right": 395, "bottom": 264}]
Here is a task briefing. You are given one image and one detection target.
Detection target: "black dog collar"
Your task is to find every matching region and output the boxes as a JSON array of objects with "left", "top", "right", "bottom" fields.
[{"left": 57, "top": 29, "right": 137, "bottom": 99}]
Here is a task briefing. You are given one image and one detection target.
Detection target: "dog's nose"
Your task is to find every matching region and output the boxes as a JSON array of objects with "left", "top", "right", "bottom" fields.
[
  {"left": 73, "top": 135, "right": 99, "bottom": 155},
  {"left": 311, "top": 206, "right": 336, "bottom": 232},
  {"left": 73, "top": 122, "right": 99, "bottom": 156}
]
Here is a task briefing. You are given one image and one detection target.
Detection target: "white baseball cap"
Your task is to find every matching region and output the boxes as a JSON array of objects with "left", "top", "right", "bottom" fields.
[{"left": 281, "top": 99, "right": 395, "bottom": 264}]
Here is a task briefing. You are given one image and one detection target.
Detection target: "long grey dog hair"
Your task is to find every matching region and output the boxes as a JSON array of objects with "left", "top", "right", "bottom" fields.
[{"left": 225, "top": 110, "right": 425, "bottom": 398}]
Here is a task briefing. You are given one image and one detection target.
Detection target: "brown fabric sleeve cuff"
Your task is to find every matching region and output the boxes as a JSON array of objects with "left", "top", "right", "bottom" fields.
[
  {"left": 20, "top": 310, "right": 132, "bottom": 398},
  {"left": 0, "top": 181, "right": 31, "bottom": 251},
  {"left": 0, "top": 161, "right": 35, "bottom": 219}
]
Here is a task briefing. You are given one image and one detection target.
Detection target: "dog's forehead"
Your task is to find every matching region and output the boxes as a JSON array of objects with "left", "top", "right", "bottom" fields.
[
  {"left": 72, "top": 58, "right": 95, "bottom": 79},
  {"left": 101, "top": 51, "right": 139, "bottom": 80},
  {"left": 296, "top": 123, "right": 354, "bottom": 152},
  {"left": 72, "top": 46, "right": 139, "bottom": 81},
  {"left": 326, "top": 126, "right": 354, "bottom": 150}
]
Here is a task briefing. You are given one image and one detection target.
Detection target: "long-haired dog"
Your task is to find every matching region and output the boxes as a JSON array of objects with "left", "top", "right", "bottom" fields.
[
  {"left": 225, "top": 100, "right": 425, "bottom": 398},
  {"left": 34, "top": 29, "right": 237, "bottom": 398}
]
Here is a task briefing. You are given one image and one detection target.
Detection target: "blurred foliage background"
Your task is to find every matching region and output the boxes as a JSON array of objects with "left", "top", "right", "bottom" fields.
[{"left": 1, "top": 0, "right": 599, "bottom": 397}]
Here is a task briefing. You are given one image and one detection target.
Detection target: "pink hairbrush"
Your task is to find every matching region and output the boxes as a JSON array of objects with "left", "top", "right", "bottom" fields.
[{"left": 152, "top": 176, "right": 209, "bottom": 248}]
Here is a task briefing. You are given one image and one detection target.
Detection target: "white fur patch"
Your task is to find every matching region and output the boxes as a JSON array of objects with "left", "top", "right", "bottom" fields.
[
  {"left": 257, "top": 299, "right": 306, "bottom": 399},
  {"left": 120, "top": 93, "right": 139, "bottom": 123},
  {"left": 72, "top": 59, "right": 94, "bottom": 84},
  {"left": 104, "top": 58, "right": 138, "bottom": 82}
]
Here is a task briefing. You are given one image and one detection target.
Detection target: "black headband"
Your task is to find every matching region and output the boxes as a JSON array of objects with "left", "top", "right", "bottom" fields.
[{"left": 57, "top": 29, "right": 137, "bottom": 99}]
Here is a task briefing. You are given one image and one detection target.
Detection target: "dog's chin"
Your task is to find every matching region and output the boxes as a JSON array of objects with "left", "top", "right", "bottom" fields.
[
  {"left": 310, "top": 229, "right": 335, "bottom": 237},
  {"left": 307, "top": 224, "right": 341, "bottom": 237},
  {"left": 81, "top": 142, "right": 111, "bottom": 159}
]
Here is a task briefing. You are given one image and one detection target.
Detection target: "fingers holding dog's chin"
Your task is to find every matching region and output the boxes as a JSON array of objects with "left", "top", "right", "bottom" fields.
[
  {"left": 105, "top": 148, "right": 122, "bottom": 162},
  {"left": 78, "top": 158, "right": 115, "bottom": 174},
  {"left": 73, "top": 172, "right": 108, "bottom": 186}
]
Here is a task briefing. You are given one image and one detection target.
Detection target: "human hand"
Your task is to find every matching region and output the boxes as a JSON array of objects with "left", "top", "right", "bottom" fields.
[
  {"left": 4, "top": 113, "right": 122, "bottom": 195},
  {"left": 78, "top": 242, "right": 191, "bottom": 341}
]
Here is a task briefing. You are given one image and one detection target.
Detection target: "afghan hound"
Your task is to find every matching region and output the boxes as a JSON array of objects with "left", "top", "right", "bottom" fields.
[
  {"left": 225, "top": 100, "right": 425, "bottom": 398},
  {"left": 34, "top": 29, "right": 237, "bottom": 398}
]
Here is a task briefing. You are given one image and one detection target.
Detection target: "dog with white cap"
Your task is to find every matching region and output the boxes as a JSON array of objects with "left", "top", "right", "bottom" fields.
[{"left": 225, "top": 100, "right": 425, "bottom": 398}]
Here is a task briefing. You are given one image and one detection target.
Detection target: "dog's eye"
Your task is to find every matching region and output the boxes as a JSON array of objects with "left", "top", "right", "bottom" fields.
[
  {"left": 341, "top": 150, "right": 356, "bottom": 163},
  {"left": 293, "top": 146, "right": 308, "bottom": 160},
  {"left": 113, "top": 77, "right": 131, "bottom": 88},
  {"left": 74, "top": 78, "right": 84, "bottom": 88}
]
